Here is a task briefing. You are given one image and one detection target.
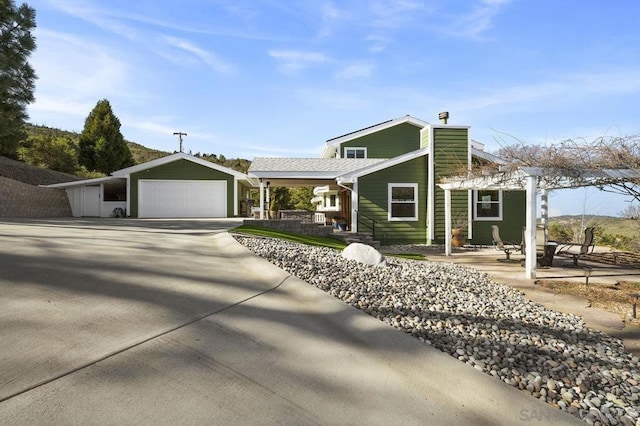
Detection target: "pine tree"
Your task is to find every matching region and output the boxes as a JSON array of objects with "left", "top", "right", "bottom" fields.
[
  {"left": 0, "top": 0, "right": 37, "bottom": 159},
  {"left": 78, "top": 99, "right": 134, "bottom": 173}
]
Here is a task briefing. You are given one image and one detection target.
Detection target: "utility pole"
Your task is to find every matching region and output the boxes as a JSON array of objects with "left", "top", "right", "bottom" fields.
[{"left": 173, "top": 131, "right": 187, "bottom": 152}]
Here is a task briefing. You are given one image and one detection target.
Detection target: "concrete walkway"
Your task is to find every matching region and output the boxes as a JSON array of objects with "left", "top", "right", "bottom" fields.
[
  {"left": 424, "top": 247, "right": 640, "bottom": 356},
  {"left": 0, "top": 218, "right": 580, "bottom": 425}
]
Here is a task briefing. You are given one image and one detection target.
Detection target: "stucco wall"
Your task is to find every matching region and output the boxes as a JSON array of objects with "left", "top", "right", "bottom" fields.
[{"left": 0, "top": 176, "right": 72, "bottom": 218}]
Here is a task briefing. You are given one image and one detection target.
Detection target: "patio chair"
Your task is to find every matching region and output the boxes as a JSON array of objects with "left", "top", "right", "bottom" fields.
[
  {"left": 491, "top": 225, "right": 522, "bottom": 262},
  {"left": 556, "top": 227, "right": 596, "bottom": 267},
  {"left": 521, "top": 226, "right": 558, "bottom": 267}
]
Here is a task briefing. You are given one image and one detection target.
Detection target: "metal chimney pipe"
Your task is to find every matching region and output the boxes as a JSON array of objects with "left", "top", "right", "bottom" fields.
[{"left": 439, "top": 111, "right": 449, "bottom": 124}]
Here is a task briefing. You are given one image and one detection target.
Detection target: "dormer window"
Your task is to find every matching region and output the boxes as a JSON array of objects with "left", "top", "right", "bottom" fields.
[{"left": 344, "top": 147, "right": 367, "bottom": 158}]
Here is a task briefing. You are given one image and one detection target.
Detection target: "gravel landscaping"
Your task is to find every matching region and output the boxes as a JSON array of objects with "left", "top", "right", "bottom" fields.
[{"left": 235, "top": 235, "right": 640, "bottom": 426}]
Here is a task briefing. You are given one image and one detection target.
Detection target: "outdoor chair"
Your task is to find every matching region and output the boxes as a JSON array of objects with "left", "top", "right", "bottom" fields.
[
  {"left": 556, "top": 227, "right": 596, "bottom": 267},
  {"left": 521, "top": 226, "right": 558, "bottom": 267},
  {"left": 491, "top": 225, "right": 522, "bottom": 262}
]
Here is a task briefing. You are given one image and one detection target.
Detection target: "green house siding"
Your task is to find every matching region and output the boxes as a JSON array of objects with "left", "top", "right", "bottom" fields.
[
  {"left": 341, "top": 123, "right": 421, "bottom": 159},
  {"left": 470, "top": 191, "right": 526, "bottom": 245},
  {"left": 432, "top": 188, "right": 468, "bottom": 245},
  {"left": 431, "top": 127, "right": 469, "bottom": 245},
  {"left": 357, "top": 156, "right": 427, "bottom": 245},
  {"left": 129, "top": 159, "right": 235, "bottom": 218}
]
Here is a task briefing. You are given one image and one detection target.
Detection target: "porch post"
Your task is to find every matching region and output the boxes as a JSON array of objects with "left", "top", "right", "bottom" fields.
[
  {"left": 444, "top": 188, "right": 452, "bottom": 256},
  {"left": 259, "top": 181, "right": 264, "bottom": 219},
  {"left": 524, "top": 174, "right": 538, "bottom": 279},
  {"left": 351, "top": 180, "right": 358, "bottom": 233}
]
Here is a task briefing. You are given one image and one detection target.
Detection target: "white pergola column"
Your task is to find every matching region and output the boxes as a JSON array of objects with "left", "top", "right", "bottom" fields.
[
  {"left": 259, "top": 181, "right": 264, "bottom": 219},
  {"left": 444, "top": 188, "right": 452, "bottom": 255},
  {"left": 524, "top": 174, "right": 538, "bottom": 279}
]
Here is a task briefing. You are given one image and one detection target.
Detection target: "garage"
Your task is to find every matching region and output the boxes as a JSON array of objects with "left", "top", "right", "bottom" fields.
[
  {"left": 139, "top": 180, "right": 227, "bottom": 218},
  {"left": 45, "top": 153, "right": 256, "bottom": 218}
]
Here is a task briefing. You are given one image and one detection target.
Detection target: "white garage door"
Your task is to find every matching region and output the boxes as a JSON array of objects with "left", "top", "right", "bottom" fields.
[{"left": 139, "top": 180, "right": 227, "bottom": 218}]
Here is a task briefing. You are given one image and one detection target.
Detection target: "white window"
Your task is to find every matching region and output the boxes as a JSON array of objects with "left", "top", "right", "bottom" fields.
[
  {"left": 388, "top": 183, "right": 418, "bottom": 221},
  {"left": 344, "top": 147, "right": 367, "bottom": 158},
  {"left": 474, "top": 190, "right": 502, "bottom": 220}
]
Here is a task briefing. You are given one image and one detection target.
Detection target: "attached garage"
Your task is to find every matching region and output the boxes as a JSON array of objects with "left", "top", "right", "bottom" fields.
[{"left": 138, "top": 180, "right": 227, "bottom": 218}]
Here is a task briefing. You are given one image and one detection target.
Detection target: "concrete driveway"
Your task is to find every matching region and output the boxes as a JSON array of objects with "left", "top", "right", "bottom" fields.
[{"left": 0, "top": 218, "right": 579, "bottom": 425}]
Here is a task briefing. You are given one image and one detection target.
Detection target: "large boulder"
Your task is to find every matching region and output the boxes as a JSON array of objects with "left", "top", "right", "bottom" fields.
[{"left": 341, "top": 243, "right": 386, "bottom": 267}]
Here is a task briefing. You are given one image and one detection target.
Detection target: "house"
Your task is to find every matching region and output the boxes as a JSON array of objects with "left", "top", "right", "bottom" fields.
[
  {"left": 45, "top": 152, "right": 255, "bottom": 218},
  {"left": 248, "top": 114, "right": 526, "bottom": 246}
]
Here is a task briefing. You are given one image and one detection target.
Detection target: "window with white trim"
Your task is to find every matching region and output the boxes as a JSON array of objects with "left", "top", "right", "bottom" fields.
[
  {"left": 344, "top": 147, "right": 367, "bottom": 158},
  {"left": 474, "top": 190, "right": 502, "bottom": 220},
  {"left": 388, "top": 183, "right": 418, "bottom": 221}
]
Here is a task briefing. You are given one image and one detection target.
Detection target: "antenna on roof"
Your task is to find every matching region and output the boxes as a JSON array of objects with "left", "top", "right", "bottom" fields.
[{"left": 173, "top": 132, "right": 187, "bottom": 152}]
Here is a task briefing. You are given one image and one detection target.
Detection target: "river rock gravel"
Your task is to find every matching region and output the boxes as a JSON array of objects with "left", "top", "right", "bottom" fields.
[{"left": 235, "top": 236, "right": 640, "bottom": 425}]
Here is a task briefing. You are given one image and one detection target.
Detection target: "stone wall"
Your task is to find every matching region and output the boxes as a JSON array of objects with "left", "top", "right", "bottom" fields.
[
  {"left": 0, "top": 176, "right": 72, "bottom": 218},
  {"left": 246, "top": 219, "right": 333, "bottom": 237}
]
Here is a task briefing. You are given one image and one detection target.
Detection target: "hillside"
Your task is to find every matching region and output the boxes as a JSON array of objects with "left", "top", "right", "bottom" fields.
[
  {"left": 0, "top": 155, "right": 81, "bottom": 185},
  {"left": 23, "top": 124, "right": 251, "bottom": 173}
]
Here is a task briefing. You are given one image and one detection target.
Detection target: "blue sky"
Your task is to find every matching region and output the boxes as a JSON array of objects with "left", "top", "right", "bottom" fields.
[{"left": 25, "top": 0, "right": 640, "bottom": 216}]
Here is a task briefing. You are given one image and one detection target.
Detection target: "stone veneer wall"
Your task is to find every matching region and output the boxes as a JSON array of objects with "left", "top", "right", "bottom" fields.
[
  {"left": 0, "top": 176, "right": 72, "bottom": 218},
  {"left": 246, "top": 219, "right": 333, "bottom": 237}
]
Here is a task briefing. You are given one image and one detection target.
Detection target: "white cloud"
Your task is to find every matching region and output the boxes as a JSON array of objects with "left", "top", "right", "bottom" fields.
[
  {"left": 163, "top": 36, "right": 236, "bottom": 74},
  {"left": 28, "top": 28, "right": 130, "bottom": 124},
  {"left": 268, "top": 50, "right": 329, "bottom": 74},
  {"left": 369, "top": 0, "right": 425, "bottom": 29},
  {"left": 366, "top": 34, "right": 392, "bottom": 53},
  {"left": 335, "top": 62, "right": 375, "bottom": 80},
  {"left": 441, "top": 0, "right": 512, "bottom": 39},
  {"left": 44, "top": 0, "right": 141, "bottom": 41},
  {"left": 316, "top": 2, "right": 346, "bottom": 38}
]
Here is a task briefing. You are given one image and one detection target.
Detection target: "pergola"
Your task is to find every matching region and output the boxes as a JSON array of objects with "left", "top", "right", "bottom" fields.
[{"left": 439, "top": 167, "right": 640, "bottom": 279}]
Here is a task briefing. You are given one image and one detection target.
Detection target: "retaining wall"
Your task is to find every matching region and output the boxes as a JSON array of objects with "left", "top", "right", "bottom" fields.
[{"left": 0, "top": 176, "right": 72, "bottom": 218}]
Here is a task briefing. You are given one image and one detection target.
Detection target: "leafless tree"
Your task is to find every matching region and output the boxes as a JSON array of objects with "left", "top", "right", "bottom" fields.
[{"left": 493, "top": 135, "right": 640, "bottom": 202}]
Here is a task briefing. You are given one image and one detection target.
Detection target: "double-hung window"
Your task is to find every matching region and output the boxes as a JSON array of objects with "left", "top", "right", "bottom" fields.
[
  {"left": 474, "top": 190, "right": 502, "bottom": 220},
  {"left": 344, "top": 147, "right": 367, "bottom": 158},
  {"left": 388, "top": 183, "right": 418, "bottom": 221}
]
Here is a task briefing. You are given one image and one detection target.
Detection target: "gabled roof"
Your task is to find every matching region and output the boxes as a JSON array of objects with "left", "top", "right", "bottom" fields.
[
  {"left": 248, "top": 157, "right": 387, "bottom": 179},
  {"left": 321, "top": 115, "right": 430, "bottom": 158},
  {"left": 337, "top": 148, "right": 429, "bottom": 183},
  {"left": 112, "top": 152, "right": 249, "bottom": 179}
]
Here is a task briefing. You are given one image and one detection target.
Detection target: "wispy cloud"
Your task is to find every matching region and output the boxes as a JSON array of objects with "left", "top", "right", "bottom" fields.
[
  {"left": 335, "top": 62, "right": 375, "bottom": 80},
  {"left": 44, "top": 0, "right": 141, "bottom": 41},
  {"left": 268, "top": 50, "right": 329, "bottom": 74},
  {"left": 163, "top": 36, "right": 236, "bottom": 74},
  {"left": 369, "top": 0, "right": 426, "bottom": 29},
  {"left": 316, "top": 2, "right": 347, "bottom": 38},
  {"left": 442, "top": 0, "right": 512, "bottom": 39},
  {"left": 28, "top": 28, "right": 130, "bottom": 119}
]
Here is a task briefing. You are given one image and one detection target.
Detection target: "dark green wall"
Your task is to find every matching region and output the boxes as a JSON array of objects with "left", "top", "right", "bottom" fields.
[
  {"left": 357, "top": 155, "right": 428, "bottom": 245},
  {"left": 341, "top": 122, "right": 421, "bottom": 158},
  {"left": 470, "top": 191, "right": 527, "bottom": 245},
  {"left": 431, "top": 127, "right": 469, "bottom": 244},
  {"left": 130, "top": 159, "right": 236, "bottom": 218}
]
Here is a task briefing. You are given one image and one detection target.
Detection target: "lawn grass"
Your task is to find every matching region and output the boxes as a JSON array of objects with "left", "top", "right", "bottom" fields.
[
  {"left": 232, "top": 224, "right": 348, "bottom": 250},
  {"left": 232, "top": 224, "right": 427, "bottom": 260}
]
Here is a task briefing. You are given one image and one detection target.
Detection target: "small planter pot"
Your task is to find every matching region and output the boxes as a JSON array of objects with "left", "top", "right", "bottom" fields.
[{"left": 451, "top": 228, "right": 465, "bottom": 247}]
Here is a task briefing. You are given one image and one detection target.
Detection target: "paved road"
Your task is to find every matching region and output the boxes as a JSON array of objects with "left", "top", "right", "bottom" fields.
[{"left": 0, "top": 218, "right": 580, "bottom": 425}]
